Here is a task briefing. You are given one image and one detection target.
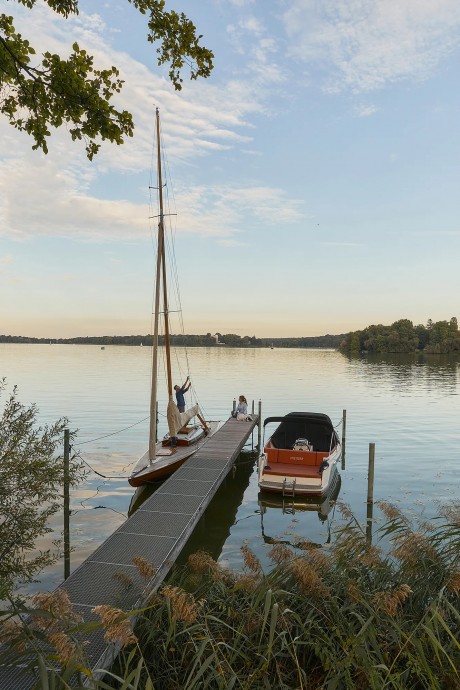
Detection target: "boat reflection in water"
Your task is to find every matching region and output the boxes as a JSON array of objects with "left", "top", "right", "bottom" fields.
[
  {"left": 128, "top": 450, "right": 257, "bottom": 563},
  {"left": 258, "top": 473, "right": 341, "bottom": 548}
]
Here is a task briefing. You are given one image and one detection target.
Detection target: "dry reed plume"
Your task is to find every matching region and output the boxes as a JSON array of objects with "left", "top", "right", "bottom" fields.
[
  {"left": 358, "top": 544, "right": 382, "bottom": 568},
  {"left": 31, "top": 590, "right": 82, "bottom": 630},
  {"left": 372, "top": 584, "right": 412, "bottom": 617},
  {"left": 241, "top": 545, "right": 262, "bottom": 573},
  {"left": 160, "top": 585, "right": 203, "bottom": 624},
  {"left": 234, "top": 573, "right": 261, "bottom": 592},
  {"left": 447, "top": 570, "right": 460, "bottom": 595},
  {"left": 92, "top": 605, "right": 137, "bottom": 647},
  {"left": 439, "top": 504, "right": 460, "bottom": 527},
  {"left": 0, "top": 619, "right": 24, "bottom": 649},
  {"left": 132, "top": 556, "right": 157, "bottom": 580},
  {"left": 46, "top": 631, "right": 78, "bottom": 666},
  {"left": 187, "top": 550, "right": 218, "bottom": 574},
  {"left": 267, "top": 543, "right": 294, "bottom": 564},
  {"left": 391, "top": 531, "right": 437, "bottom": 566},
  {"left": 377, "top": 501, "right": 407, "bottom": 523},
  {"left": 347, "top": 581, "right": 361, "bottom": 603},
  {"left": 290, "top": 557, "right": 330, "bottom": 599},
  {"left": 112, "top": 571, "right": 134, "bottom": 589}
]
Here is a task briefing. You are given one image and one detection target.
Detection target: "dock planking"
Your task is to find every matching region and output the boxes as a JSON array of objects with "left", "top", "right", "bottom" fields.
[{"left": 0, "top": 415, "right": 259, "bottom": 690}]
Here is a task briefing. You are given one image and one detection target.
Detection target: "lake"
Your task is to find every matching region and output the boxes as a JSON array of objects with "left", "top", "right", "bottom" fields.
[{"left": 1, "top": 343, "right": 459, "bottom": 592}]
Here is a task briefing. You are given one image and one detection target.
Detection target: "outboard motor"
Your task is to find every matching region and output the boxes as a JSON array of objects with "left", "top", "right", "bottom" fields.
[{"left": 292, "top": 438, "right": 313, "bottom": 451}]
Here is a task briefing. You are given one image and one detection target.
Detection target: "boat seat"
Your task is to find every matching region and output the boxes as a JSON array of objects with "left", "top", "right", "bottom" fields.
[
  {"left": 263, "top": 463, "right": 321, "bottom": 478},
  {"left": 265, "top": 448, "right": 329, "bottom": 466}
]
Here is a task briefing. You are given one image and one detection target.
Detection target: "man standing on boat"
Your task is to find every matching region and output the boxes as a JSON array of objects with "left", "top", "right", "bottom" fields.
[{"left": 174, "top": 376, "right": 191, "bottom": 413}]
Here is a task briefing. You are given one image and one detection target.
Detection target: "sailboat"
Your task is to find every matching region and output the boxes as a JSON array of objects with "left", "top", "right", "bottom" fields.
[{"left": 128, "top": 109, "right": 217, "bottom": 487}]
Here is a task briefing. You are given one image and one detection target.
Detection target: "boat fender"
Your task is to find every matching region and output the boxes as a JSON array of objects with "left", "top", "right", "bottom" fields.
[{"left": 319, "top": 460, "right": 329, "bottom": 473}]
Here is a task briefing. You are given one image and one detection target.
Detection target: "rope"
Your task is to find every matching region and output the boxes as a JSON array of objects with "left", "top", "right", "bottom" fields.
[
  {"left": 73, "top": 449, "right": 135, "bottom": 479},
  {"left": 72, "top": 416, "right": 150, "bottom": 446},
  {"left": 71, "top": 505, "right": 128, "bottom": 518}
]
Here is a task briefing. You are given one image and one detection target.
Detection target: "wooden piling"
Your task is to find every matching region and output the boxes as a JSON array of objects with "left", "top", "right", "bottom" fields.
[
  {"left": 63, "top": 428, "right": 70, "bottom": 580},
  {"left": 341, "top": 409, "right": 346, "bottom": 470},
  {"left": 232, "top": 399, "right": 236, "bottom": 414},
  {"left": 367, "top": 442, "right": 375, "bottom": 504},
  {"left": 366, "top": 498, "right": 374, "bottom": 546}
]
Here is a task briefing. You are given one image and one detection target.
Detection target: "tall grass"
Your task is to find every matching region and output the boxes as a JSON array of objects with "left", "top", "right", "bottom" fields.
[{"left": 1, "top": 503, "right": 459, "bottom": 689}]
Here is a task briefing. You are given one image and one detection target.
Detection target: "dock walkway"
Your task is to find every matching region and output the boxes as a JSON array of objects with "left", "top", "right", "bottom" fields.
[{"left": 1, "top": 415, "right": 259, "bottom": 690}]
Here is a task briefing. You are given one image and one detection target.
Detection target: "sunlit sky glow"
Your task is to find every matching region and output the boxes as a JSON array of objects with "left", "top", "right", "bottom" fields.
[{"left": 1, "top": 0, "right": 460, "bottom": 338}]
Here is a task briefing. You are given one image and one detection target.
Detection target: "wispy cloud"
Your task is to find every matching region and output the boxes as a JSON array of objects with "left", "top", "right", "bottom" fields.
[
  {"left": 283, "top": 0, "right": 460, "bottom": 93},
  {"left": 166, "top": 185, "right": 304, "bottom": 242},
  {"left": 354, "top": 103, "right": 379, "bottom": 117},
  {"left": 0, "top": 4, "right": 301, "bottom": 243},
  {"left": 227, "top": 14, "right": 284, "bottom": 86},
  {"left": 218, "top": 238, "right": 248, "bottom": 247},
  {"left": 228, "top": 0, "right": 255, "bottom": 7},
  {"left": 0, "top": 146, "right": 304, "bottom": 241}
]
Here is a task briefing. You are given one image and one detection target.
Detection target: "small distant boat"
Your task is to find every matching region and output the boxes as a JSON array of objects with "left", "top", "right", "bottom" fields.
[
  {"left": 258, "top": 412, "right": 341, "bottom": 496},
  {"left": 101, "top": 346, "right": 105, "bottom": 350}
]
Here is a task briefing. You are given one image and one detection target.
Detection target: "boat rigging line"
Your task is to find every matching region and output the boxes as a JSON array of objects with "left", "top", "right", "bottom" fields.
[
  {"left": 72, "top": 416, "right": 150, "bottom": 447},
  {"left": 72, "top": 448, "right": 136, "bottom": 480}
]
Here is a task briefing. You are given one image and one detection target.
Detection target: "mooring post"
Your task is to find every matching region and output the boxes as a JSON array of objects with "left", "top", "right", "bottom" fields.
[
  {"left": 341, "top": 409, "right": 346, "bottom": 470},
  {"left": 366, "top": 498, "right": 374, "bottom": 546},
  {"left": 251, "top": 399, "right": 255, "bottom": 414},
  {"left": 257, "top": 400, "right": 262, "bottom": 450},
  {"left": 63, "top": 428, "right": 70, "bottom": 580},
  {"left": 232, "top": 399, "right": 236, "bottom": 415},
  {"left": 367, "top": 442, "right": 375, "bottom": 504}
]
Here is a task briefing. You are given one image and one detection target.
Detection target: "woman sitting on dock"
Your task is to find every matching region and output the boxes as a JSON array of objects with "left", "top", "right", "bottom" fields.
[{"left": 232, "top": 395, "right": 249, "bottom": 420}]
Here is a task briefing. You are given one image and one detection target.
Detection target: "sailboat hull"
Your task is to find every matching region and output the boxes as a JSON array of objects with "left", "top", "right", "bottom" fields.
[{"left": 128, "top": 421, "right": 218, "bottom": 486}]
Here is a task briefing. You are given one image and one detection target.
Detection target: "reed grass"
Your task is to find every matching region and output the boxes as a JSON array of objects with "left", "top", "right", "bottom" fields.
[{"left": 1, "top": 503, "right": 459, "bottom": 689}]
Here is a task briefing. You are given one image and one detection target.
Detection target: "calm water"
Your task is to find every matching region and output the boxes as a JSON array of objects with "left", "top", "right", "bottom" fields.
[{"left": 1, "top": 344, "right": 459, "bottom": 591}]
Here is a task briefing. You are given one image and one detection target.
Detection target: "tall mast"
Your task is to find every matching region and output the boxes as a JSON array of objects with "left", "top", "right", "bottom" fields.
[
  {"left": 157, "top": 111, "right": 173, "bottom": 398},
  {"left": 148, "top": 108, "right": 163, "bottom": 462}
]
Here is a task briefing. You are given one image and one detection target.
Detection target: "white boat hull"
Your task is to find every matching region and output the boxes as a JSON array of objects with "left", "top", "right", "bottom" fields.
[{"left": 258, "top": 448, "right": 340, "bottom": 496}]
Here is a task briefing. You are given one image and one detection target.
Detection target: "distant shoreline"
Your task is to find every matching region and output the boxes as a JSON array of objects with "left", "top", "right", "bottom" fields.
[{"left": 0, "top": 333, "right": 345, "bottom": 349}]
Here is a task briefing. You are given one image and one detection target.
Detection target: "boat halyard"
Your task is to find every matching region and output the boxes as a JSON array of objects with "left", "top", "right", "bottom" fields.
[{"left": 128, "top": 109, "right": 215, "bottom": 487}]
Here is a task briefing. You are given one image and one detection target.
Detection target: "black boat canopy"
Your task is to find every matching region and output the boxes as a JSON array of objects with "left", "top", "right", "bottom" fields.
[
  {"left": 263, "top": 412, "right": 333, "bottom": 427},
  {"left": 264, "top": 412, "right": 338, "bottom": 452}
]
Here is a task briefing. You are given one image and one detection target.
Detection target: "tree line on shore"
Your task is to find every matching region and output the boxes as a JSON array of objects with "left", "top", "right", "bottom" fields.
[
  {"left": 0, "top": 332, "right": 345, "bottom": 348},
  {"left": 3, "top": 318, "right": 459, "bottom": 353},
  {"left": 340, "top": 317, "right": 460, "bottom": 354}
]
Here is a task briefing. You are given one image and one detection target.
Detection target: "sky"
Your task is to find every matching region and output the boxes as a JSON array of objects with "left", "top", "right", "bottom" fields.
[{"left": 1, "top": 0, "right": 460, "bottom": 338}]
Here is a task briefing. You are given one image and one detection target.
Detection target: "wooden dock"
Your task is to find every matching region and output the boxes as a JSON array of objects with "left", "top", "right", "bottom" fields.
[{"left": 0, "top": 415, "right": 259, "bottom": 689}]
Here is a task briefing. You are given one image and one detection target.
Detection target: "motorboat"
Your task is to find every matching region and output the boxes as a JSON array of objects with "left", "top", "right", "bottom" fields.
[{"left": 258, "top": 412, "right": 341, "bottom": 496}]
